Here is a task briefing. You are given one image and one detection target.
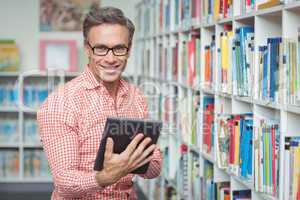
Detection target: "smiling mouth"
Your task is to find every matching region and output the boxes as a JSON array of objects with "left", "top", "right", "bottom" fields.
[{"left": 99, "top": 65, "right": 121, "bottom": 74}]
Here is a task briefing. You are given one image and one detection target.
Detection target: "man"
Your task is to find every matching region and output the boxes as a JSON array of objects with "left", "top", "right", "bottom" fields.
[{"left": 37, "top": 6, "right": 162, "bottom": 200}]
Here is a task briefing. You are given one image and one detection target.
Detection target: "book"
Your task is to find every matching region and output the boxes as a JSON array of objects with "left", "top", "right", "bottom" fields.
[
  {"left": 0, "top": 40, "right": 20, "bottom": 72},
  {"left": 24, "top": 150, "right": 51, "bottom": 178},
  {"left": 0, "top": 118, "right": 19, "bottom": 144},
  {"left": 257, "top": 0, "right": 281, "bottom": 9},
  {"left": 203, "top": 95, "right": 215, "bottom": 154},
  {"left": 254, "top": 117, "right": 280, "bottom": 196},
  {"left": 202, "top": 160, "right": 214, "bottom": 200},
  {"left": 257, "top": 37, "right": 283, "bottom": 103},
  {"left": 232, "top": 189, "right": 251, "bottom": 200},
  {"left": 0, "top": 150, "right": 19, "bottom": 178},
  {"left": 283, "top": 136, "right": 300, "bottom": 199}
]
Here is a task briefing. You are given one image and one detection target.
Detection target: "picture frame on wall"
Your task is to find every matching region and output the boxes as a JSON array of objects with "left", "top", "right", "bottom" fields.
[
  {"left": 39, "top": 0, "right": 101, "bottom": 32},
  {"left": 39, "top": 40, "right": 77, "bottom": 72}
]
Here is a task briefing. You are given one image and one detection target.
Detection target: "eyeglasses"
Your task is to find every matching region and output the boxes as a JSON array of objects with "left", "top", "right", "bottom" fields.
[{"left": 87, "top": 42, "right": 129, "bottom": 56}]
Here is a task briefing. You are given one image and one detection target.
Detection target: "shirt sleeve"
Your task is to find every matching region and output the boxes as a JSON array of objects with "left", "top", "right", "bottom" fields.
[
  {"left": 37, "top": 93, "right": 103, "bottom": 198},
  {"left": 137, "top": 91, "right": 163, "bottom": 179}
]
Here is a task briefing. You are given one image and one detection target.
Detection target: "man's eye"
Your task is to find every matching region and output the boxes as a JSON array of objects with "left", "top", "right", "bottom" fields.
[
  {"left": 113, "top": 47, "right": 127, "bottom": 53},
  {"left": 95, "top": 47, "right": 108, "bottom": 52}
]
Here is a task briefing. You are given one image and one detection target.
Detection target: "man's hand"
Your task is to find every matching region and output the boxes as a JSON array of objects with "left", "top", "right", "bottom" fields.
[{"left": 95, "top": 134, "right": 156, "bottom": 187}]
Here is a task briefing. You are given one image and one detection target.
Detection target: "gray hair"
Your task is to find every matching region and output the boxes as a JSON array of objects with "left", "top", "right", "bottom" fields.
[{"left": 83, "top": 6, "right": 135, "bottom": 48}]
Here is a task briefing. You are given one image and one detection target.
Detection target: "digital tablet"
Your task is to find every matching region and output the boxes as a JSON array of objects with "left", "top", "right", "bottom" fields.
[{"left": 94, "top": 117, "right": 163, "bottom": 174}]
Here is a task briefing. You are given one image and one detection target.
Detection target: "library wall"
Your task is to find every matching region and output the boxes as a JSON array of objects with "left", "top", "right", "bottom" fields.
[{"left": 0, "top": 0, "right": 139, "bottom": 75}]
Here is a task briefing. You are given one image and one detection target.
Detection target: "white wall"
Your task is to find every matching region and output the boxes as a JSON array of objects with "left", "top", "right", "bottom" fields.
[{"left": 0, "top": 0, "right": 139, "bottom": 75}]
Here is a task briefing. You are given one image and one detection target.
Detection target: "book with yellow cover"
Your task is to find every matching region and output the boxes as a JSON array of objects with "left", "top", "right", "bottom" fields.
[
  {"left": 257, "top": 0, "right": 281, "bottom": 10},
  {"left": 0, "top": 40, "right": 20, "bottom": 72}
]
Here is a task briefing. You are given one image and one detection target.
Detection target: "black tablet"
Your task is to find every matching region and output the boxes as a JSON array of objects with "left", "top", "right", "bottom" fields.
[{"left": 94, "top": 117, "right": 163, "bottom": 174}]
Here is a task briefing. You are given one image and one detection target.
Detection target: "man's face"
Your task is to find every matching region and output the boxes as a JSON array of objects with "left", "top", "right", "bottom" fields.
[{"left": 85, "top": 23, "right": 130, "bottom": 83}]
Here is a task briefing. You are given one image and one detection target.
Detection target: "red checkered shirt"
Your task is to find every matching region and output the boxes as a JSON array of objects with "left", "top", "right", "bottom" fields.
[{"left": 37, "top": 67, "right": 162, "bottom": 200}]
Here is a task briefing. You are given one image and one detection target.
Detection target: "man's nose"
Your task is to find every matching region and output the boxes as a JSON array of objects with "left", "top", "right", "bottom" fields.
[{"left": 105, "top": 50, "right": 116, "bottom": 63}]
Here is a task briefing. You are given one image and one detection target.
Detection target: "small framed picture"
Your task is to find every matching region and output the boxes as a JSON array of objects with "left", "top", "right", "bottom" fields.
[{"left": 40, "top": 40, "right": 77, "bottom": 72}]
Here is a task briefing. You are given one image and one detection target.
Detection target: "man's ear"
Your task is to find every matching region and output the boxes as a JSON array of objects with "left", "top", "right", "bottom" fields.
[
  {"left": 127, "top": 47, "right": 131, "bottom": 58},
  {"left": 84, "top": 43, "right": 91, "bottom": 58}
]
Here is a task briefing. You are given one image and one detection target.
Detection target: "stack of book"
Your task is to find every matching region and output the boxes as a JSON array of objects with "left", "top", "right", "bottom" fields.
[
  {"left": 216, "top": 113, "right": 253, "bottom": 180},
  {"left": 284, "top": 28, "right": 300, "bottom": 106},
  {"left": 189, "top": 152, "right": 201, "bottom": 199},
  {"left": 0, "top": 83, "right": 18, "bottom": 107},
  {"left": 215, "top": 182, "right": 230, "bottom": 200},
  {"left": 257, "top": 38, "right": 283, "bottom": 104},
  {"left": 24, "top": 150, "right": 51, "bottom": 178},
  {"left": 202, "top": 0, "right": 233, "bottom": 24},
  {"left": 0, "top": 150, "right": 19, "bottom": 178},
  {"left": 283, "top": 136, "right": 300, "bottom": 200},
  {"left": 201, "top": 160, "right": 214, "bottom": 200},
  {"left": 23, "top": 84, "right": 49, "bottom": 108},
  {"left": 254, "top": 117, "right": 280, "bottom": 196},
  {"left": 232, "top": 189, "right": 251, "bottom": 200},
  {"left": 232, "top": 27, "right": 254, "bottom": 97},
  {"left": 24, "top": 119, "right": 39, "bottom": 144},
  {"left": 218, "top": 25, "right": 233, "bottom": 94},
  {"left": 0, "top": 39, "right": 20, "bottom": 72},
  {"left": 178, "top": 144, "right": 189, "bottom": 199},
  {"left": 203, "top": 35, "right": 216, "bottom": 89},
  {"left": 203, "top": 95, "right": 215, "bottom": 154},
  {"left": 0, "top": 118, "right": 18, "bottom": 144}
]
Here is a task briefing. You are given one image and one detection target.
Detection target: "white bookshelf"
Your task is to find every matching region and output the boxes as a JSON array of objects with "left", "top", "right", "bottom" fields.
[
  {"left": 135, "top": 0, "right": 300, "bottom": 200},
  {"left": 0, "top": 71, "right": 80, "bottom": 183}
]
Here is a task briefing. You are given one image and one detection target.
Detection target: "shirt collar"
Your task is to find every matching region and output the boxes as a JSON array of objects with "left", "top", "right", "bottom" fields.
[{"left": 81, "top": 66, "right": 130, "bottom": 97}]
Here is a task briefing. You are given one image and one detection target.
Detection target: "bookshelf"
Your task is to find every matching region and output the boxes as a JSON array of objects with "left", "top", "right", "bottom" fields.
[
  {"left": 135, "top": 0, "right": 300, "bottom": 200},
  {"left": 0, "top": 71, "right": 80, "bottom": 183}
]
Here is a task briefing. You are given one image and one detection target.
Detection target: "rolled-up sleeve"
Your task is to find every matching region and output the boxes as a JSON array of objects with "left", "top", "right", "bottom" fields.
[{"left": 137, "top": 92, "right": 163, "bottom": 179}]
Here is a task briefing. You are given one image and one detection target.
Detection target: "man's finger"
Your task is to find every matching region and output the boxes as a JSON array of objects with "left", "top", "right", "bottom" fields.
[
  {"left": 134, "top": 155, "right": 153, "bottom": 169},
  {"left": 123, "top": 133, "right": 144, "bottom": 156},
  {"left": 129, "top": 137, "right": 152, "bottom": 161},
  {"left": 131, "top": 144, "right": 156, "bottom": 167},
  {"left": 104, "top": 137, "right": 114, "bottom": 160}
]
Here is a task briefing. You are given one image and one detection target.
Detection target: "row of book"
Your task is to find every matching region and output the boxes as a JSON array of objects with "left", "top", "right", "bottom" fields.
[
  {"left": 202, "top": 0, "right": 233, "bottom": 24},
  {"left": 190, "top": 152, "right": 201, "bottom": 199},
  {"left": 139, "top": 25, "right": 300, "bottom": 105},
  {"left": 0, "top": 83, "right": 18, "bottom": 107},
  {"left": 216, "top": 113, "right": 254, "bottom": 180},
  {"left": 0, "top": 83, "right": 53, "bottom": 108},
  {"left": 136, "top": 0, "right": 297, "bottom": 36},
  {"left": 218, "top": 26, "right": 255, "bottom": 97},
  {"left": 216, "top": 113, "right": 281, "bottom": 197},
  {"left": 136, "top": 0, "right": 201, "bottom": 36},
  {"left": 178, "top": 144, "right": 189, "bottom": 199},
  {"left": 257, "top": 38, "right": 283, "bottom": 104},
  {"left": 24, "top": 85, "right": 49, "bottom": 108},
  {"left": 202, "top": 160, "right": 214, "bottom": 199},
  {"left": 0, "top": 149, "right": 51, "bottom": 179},
  {"left": 284, "top": 136, "right": 300, "bottom": 200},
  {"left": 0, "top": 150, "right": 19, "bottom": 178},
  {"left": 253, "top": 117, "right": 280, "bottom": 196},
  {"left": 24, "top": 119, "right": 40, "bottom": 144},
  {"left": 178, "top": 90, "right": 198, "bottom": 144},
  {"left": 0, "top": 40, "right": 20, "bottom": 72},
  {"left": 0, "top": 118, "right": 41, "bottom": 144},
  {"left": 0, "top": 118, "right": 18, "bottom": 143},
  {"left": 24, "top": 150, "right": 51, "bottom": 178},
  {"left": 201, "top": 159, "right": 252, "bottom": 200},
  {"left": 284, "top": 29, "right": 300, "bottom": 106}
]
